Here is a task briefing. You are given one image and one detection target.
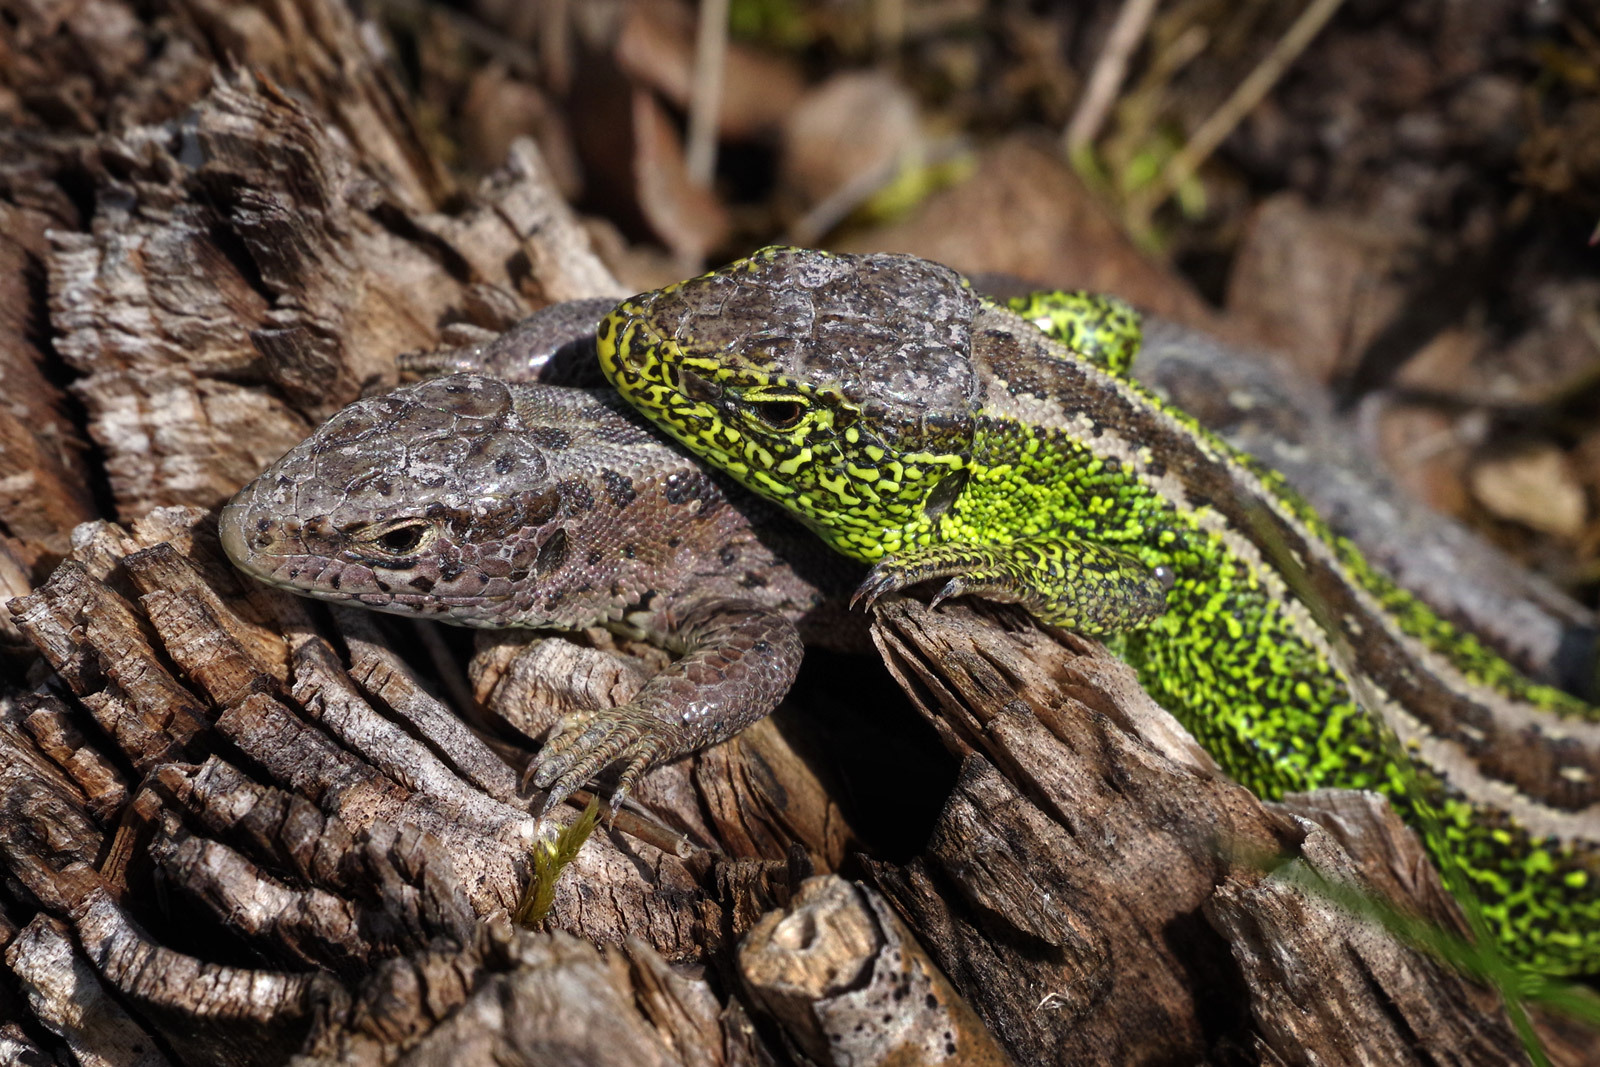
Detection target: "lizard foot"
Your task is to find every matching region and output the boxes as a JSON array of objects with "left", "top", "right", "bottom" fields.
[
  {"left": 525, "top": 707, "right": 670, "bottom": 817},
  {"left": 850, "top": 536, "right": 1173, "bottom": 634},
  {"left": 851, "top": 553, "right": 1045, "bottom": 615}
]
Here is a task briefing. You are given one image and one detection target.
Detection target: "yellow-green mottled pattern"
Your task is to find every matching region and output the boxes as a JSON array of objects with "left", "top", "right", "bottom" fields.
[
  {"left": 599, "top": 246, "right": 1600, "bottom": 975},
  {"left": 1005, "top": 290, "right": 1143, "bottom": 377}
]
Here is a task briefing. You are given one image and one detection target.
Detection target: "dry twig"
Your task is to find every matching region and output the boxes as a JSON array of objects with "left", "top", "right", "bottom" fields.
[
  {"left": 1131, "top": 0, "right": 1348, "bottom": 224},
  {"left": 686, "top": 0, "right": 731, "bottom": 186},
  {"left": 1063, "top": 0, "right": 1164, "bottom": 157}
]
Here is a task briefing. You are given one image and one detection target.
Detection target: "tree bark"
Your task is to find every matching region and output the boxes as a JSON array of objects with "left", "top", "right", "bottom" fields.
[{"left": 0, "top": 2, "right": 1592, "bottom": 1064}]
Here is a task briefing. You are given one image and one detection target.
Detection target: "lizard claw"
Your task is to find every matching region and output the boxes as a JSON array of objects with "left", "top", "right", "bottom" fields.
[
  {"left": 927, "top": 577, "right": 966, "bottom": 610},
  {"left": 525, "top": 708, "right": 666, "bottom": 816},
  {"left": 850, "top": 563, "right": 907, "bottom": 613}
]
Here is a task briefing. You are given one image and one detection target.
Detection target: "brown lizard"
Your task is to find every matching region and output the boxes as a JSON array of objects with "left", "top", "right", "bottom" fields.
[{"left": 221, "top": 303, "right": 860, "bottom": 814}]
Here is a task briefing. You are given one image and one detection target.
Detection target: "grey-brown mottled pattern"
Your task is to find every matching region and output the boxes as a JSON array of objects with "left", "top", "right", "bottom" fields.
[
  {"left": 398, "top": 297, "right": 619, "bottom": 386},
  {"left": 222, "top": 373, "right": 859, "bottom": 812}
]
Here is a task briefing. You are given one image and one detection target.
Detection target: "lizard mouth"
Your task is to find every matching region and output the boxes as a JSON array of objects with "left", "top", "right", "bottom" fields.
[{"left": 220, "top": 495, "right": 523, "bottom": 621}]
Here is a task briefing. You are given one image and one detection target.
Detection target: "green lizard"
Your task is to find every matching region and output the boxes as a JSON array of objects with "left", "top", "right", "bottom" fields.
[{"left": 597, "top": 246, "right": 1600, "bottom": 976}]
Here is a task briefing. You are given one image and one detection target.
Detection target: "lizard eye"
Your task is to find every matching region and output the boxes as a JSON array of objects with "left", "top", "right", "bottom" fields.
[
  {"left": 363, "top": 521, "right": 435, "bottom": 557},
  {"left": 749, "top": 399, "right": 806, "bottom": 430}
]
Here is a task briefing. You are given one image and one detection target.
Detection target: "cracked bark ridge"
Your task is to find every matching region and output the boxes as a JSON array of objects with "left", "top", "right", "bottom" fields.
[
  {"left": 740, "top": 875, "right": 1014, "bottom": 1066},
  {"left": 3, "top": 507, "right": 822, "bottom": 1062},
  {"left": 864, "top": 598, "right": 1585, "bottom": 1066},
  {"left": 0, "top": 209, "right": 93, "bottom": 574},
  {"left": 3, "top": 1, "right": 1595, "bottom": 1062}
]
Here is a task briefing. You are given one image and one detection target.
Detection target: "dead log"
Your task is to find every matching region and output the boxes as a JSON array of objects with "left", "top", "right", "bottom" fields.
[{"left": 0, "top": 2, "right": 1593, "bottom": 1064}]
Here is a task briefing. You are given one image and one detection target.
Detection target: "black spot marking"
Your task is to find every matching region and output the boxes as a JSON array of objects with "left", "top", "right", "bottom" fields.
[
  {"left": 623, "top": 544, "right": 637, "bottom": 559},
  {"left": 535, "top": 529, "right": 569, "bottom": 576},
  {"left": 718, "top": 546, "right": 737, "bottom": 566},
  {"left": 439, "top": 558, "right": 465, "bottom": 581},
  {"left": 557, "top": 479, "right": 595, "bottom": 514},
  {"left": 586, "top": 548, "right": 604, "bottom": 567},
  {"left": 408, "top": 574, "right": 435, "bottom": 593},
  {"left": 494, "top": 452, "right": 516, "bottom": 475},
  {"left": 739, "top": 572, "right": 768, "bottom": 589},
  {"left": 601, "top": 469, "right": 637, "bottom": 508},
  {"left": 528, "top": 426, "right": 572, "bottom": 450},
  {"left": 923, "top": 469, "right": 968, "bottom": 521},
  {"left": 663, "top": 471, "right": 700, "bottom": 505}
]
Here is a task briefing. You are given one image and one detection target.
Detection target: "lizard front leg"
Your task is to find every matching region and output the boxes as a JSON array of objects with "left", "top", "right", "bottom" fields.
[
  {"left": 527, "top": 596, "right": 804, "bottom": 814},
  {"left": 853, "top": 534, "right": 1174, "bottom": 634}
]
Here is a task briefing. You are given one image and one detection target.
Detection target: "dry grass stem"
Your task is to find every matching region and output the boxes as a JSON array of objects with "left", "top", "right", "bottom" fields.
[
  {"left": 1063, "top": 0, "right": 1164, "bottom": 156},
  {"left": 687, "top": 0, "right": 731, "bottom": 187}
]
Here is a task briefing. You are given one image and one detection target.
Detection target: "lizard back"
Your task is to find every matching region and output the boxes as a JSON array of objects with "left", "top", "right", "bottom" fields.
[{"left": 599, "top": 246, "right": 1600, "bottom": 974}]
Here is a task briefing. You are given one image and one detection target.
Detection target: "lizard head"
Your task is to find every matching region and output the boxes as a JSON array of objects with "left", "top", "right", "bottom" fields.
[
  {"left": 220, "top": 375, "right": 632, "bottom": 629},
  {"left": 599, "top": 246, "right": 980, "bottom": 561}
]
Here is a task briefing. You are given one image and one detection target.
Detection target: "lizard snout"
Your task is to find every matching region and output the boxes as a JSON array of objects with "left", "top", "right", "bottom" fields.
[{"left": 217, "top": 491, "right": 257, "bottom": 571}]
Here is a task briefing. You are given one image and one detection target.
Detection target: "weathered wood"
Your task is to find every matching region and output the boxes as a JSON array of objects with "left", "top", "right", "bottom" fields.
[
  {"left": 866, "top": 599, "right": 1578, "bottom": 1066},
  {"left": 1, "top": 501, "right": 800, "bottom": 1061},
  {"left": 740, "top": 875, "right": 1013, "bottom": 1066},
  {"left": 2, "top": 2, "right": 1595, "bottom": 1063},
  {"left": 0, "top": 175, "right": 96, "bottom": 574}
]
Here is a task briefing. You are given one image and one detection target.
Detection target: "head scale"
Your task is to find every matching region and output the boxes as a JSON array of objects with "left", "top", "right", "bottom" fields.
[
  {"left": 598, "top": 247, "right": 981, "bottom": 560},
  {"left": 220, "top": 375, "right": 626, "bottom": 628}
]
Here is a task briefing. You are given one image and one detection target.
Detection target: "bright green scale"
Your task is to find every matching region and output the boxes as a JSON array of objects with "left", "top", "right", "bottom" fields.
[{"left": 598, "top": 247, "right": 1600, "bottom": 976}]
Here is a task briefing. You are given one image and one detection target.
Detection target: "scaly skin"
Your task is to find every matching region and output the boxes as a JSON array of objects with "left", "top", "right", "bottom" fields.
[
  {"left": 221, "top": 371, "right": 858, "bottom": 814},
  {"left": 598, "top": 246, "right": 1600, "bottom": 975}
]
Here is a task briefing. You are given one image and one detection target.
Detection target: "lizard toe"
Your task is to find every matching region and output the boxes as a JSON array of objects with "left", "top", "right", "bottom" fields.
[
  {"left": 928, "top": 577, "right": 967, "bottom": 609},
  {"left": 852, "top": 564, "right": 908, "bottom": 611},
  {"left": 528, "top": 707, "right": 658, "bottom": 813},
  {"left": 532, "top": 713, "right": 620, "bottom": 783},
  {"left": 608, "top": 739, "right": 668, "bottom": 816}
]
